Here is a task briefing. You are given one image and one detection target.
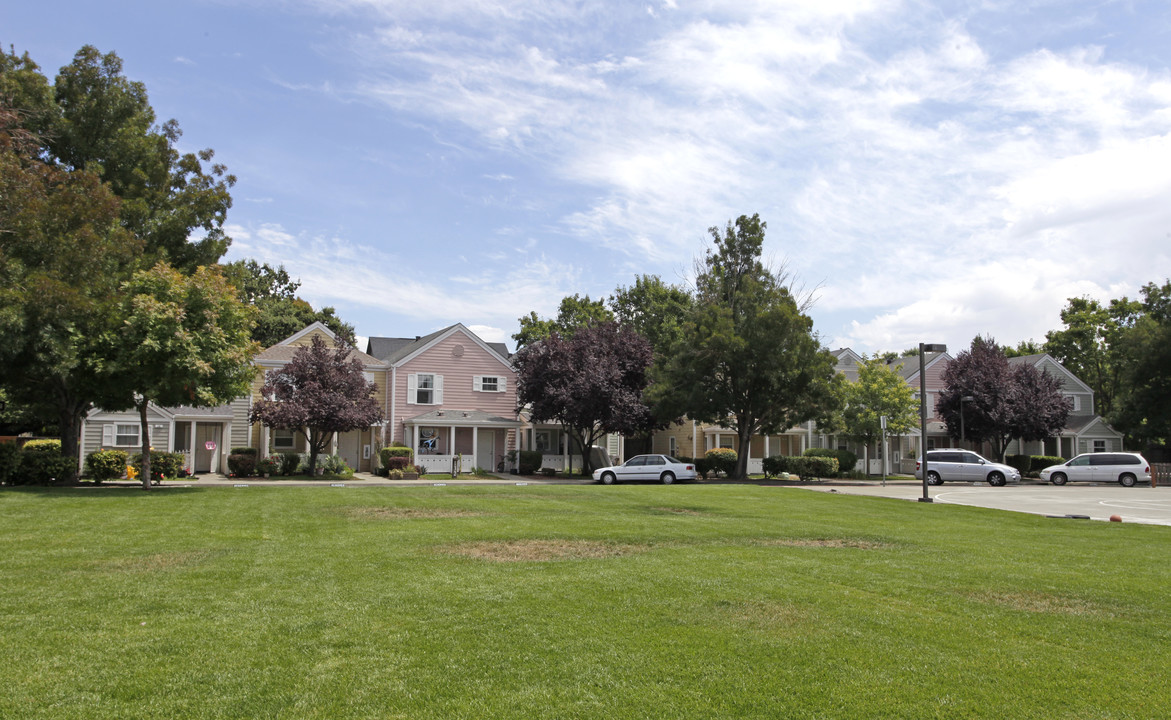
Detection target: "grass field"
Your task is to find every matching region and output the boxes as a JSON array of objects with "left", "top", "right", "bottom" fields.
[{"left": 2, "top": 484, "right": 1168, "bottom": 719}]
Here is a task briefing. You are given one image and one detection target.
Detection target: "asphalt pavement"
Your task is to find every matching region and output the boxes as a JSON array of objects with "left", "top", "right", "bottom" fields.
[{"left": 795, "top": 479, "right": 1171, "bottom": 526}]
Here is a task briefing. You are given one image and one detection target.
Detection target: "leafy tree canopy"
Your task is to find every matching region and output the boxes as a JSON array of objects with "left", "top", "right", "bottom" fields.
[
  {"left": 1110, "top": 280, "right": 1171, "bottom": 448},
  {"left": 1044, "top": 295, "right": 1142, "bottom": 420},
  {"left": 842, "top": 356, "right": 919, "bottom": 446},
  {"left": 222, "top": 259, "right": 357, "bottom": 347},
  {"left": 513, "top": 294, "right": 613, "bottom": 349},
  {"left": 250, "top": 336, "right": 382, "bottom": 476},
  {"left": 654, "top": 214, "right": 842, "bottom": 479},
  {"left": 609, "top": 275, "right": 693, "bottom": 359},
  {"left": 94, "top": 263, "right": 259, "bottom": 488}
]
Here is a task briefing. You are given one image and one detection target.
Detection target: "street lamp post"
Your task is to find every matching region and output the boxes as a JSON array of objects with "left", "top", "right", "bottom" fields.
[
  {"left": 960, "top": 395, "right": 974, "bottom": 449},
  {"left": 919, "top": 342, "right": 947, "bottom": 503}
]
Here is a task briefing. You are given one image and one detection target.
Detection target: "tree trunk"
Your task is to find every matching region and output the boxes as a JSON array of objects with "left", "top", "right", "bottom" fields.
[
  {"left": 139, "top": 401, "right": 152, "bottom": 489},
  {"left": 735, "top": 427, "right": 752, "bottom": 480},
  {"left": 56, "top": 399, "right": 86, "bottom": 484}
]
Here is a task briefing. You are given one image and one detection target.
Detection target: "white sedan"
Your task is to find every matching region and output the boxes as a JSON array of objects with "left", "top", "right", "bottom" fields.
[{"left": 593, "top": 454, "right": 697, "bottom": 485}]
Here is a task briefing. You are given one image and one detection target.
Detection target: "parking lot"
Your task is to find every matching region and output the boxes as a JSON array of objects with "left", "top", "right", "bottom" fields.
[{"left": 799, "top": 480, "right": 1171, "bottom": 526}]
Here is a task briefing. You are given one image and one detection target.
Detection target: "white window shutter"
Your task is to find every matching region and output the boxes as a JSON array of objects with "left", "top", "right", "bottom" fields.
[
  {"left": 102, "top": 424, "right": 114, "bottom": 447},
  {"left": 473, "top": 376, "right": 483, "bottom": 392},
  {"left": 434, "top": 375, "right": 444, "bottom": 405},
  {"left": 498, "top": 376, "right": 506, "bottom": 393},
  {"left": 407, "top": 374, "right": 417, "bottom": 404}
]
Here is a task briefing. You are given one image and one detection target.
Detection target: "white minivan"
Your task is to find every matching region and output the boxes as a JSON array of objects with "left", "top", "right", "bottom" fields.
[{"left": 1039, "top": 453, "right": 1151, "bottom": 487}]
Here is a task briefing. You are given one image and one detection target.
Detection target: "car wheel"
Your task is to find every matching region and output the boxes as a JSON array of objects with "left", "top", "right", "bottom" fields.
[
  {"left": 661, "top": 471, "right": 675, "bottom": 485},
  {"left": 600, "top": 472, "right": 616, "bottom": 485},
  {"left": 987, "top": 471, "right": 1006, "bottom": 487},
  {"left": 1051, "top": 472, "right": 1067, "bottom": 486},
  {"left": 926, "top": 471, "right": 942, "bottom": 486},
  {"left": 1120, "top": 473, "right": 1137, "bottom": 488}
]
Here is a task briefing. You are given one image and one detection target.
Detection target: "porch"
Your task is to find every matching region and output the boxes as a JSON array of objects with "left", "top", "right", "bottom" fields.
[{"left": 405, "top": 409, "right": 522, "bottom": 474}]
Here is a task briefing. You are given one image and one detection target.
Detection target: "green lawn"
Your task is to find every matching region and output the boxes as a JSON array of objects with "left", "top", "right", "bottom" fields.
[{"left": 2, "top": 484, "right": 1167, "bottom": 719}]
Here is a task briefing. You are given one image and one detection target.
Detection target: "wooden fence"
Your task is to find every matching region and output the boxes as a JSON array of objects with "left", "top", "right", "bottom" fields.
[{"left": 1152, "top": 463, "right": 1171, "bottom": 488}]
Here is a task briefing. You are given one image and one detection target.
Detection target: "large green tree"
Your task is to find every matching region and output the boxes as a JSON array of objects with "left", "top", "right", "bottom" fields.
[
  {"left": 654, "top": 215, "right": 842, "bottom": 479},
  {"left": 222, "top": 259, "right": 356, "bottom": 347},
  {"left": 842, "top": 357, "right": 919, "bottom": 473},
  {"left": 513, "top": 294, "right": 613, "bottom": 349},
  {"left": 0, "top": 102, "right": 142, "bottom": 479},
  {"left": 1044, "top": 296, "right": 1141, "bottom": 419},
  {"left": 0, "top": 46, "right": 237, "bottom": 477},
  {"left": 1111, "top": 280, "right": 1171, "bottom": 449},
  {"left": 95, "top": 264, "right": 258, "bottom": 488}
]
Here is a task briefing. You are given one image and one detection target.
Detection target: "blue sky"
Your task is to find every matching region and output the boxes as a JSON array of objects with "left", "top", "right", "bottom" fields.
[{"left": 8, "top": 0, "right": 1171, "bottom": 355}]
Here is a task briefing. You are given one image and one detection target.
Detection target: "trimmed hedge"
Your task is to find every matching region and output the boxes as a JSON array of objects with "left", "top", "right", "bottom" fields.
[
  {"left": 1005, "top": 454, "right": 1032, "bottom": 476},
  {"left": 18, "top": 440, "right": 76, "bottom": 485},
  {"left": 1031, "top": 455, "right": 1065, "bottom": 472},
  {"left": 705, "top": 448, "right": 738, "bottom": 477},
  {"left": 86, "top": 449, "right": 128, "bottom": 483},
  {"left": 380, "top": 446, "right": 413, "bottom": 471},
  {"left": 764, "top": 455, "right": 838, "bottom": 481},
  {"left": 0, "top": 442, "right": 20, "bottom": 484},
  {"left": 227, "top": 453, "right": 257, "bottom": 478},
  {"left": 231, "top": 447, "right": 258, "bottom": 456},
  {"left": 804, "top": 448, "right": 857, "bottom": 476}
]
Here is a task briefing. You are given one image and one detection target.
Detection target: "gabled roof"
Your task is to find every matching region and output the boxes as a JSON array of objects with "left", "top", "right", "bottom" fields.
[
  {"left": 255, "top": 322, "right": 382, "bottom": 367},
  {"left": 898, "top": 352, "right": 950, "bottom": 382},
  {"left": 367, "top": 324, "right": 512, "bottom": 369},
  {"left": 1007, "top": 353, "right": 1094, "bottom": 394}
]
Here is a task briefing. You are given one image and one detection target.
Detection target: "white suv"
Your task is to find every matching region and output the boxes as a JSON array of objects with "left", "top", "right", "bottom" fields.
[
  {"left": 1039, "top": 453, "right": 1151, "bottom": 487},
  {"left": 914, "top": 449, "right": 1021, "bottom": 486}
]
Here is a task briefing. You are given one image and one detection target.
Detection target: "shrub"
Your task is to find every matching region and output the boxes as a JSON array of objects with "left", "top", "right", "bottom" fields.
[
  {"left": 227, "top": 453, "right": 257, "bottom": 478},
  {"left": 128, "top": 451, "right": 186, "bottom": 482},
  {"left": 387, "top": 456, "right": 411, "bottom": 471},
  {"left": 320, "top": 454, "right": 353, "bottom": 476},
  {"left": 771, "top": 455, "right": 838, "bottom": 481},
  {"left": 694, "top": 457, "right": 714, "bottom": 479},
  {"left": 541, "top": 467, "right": 556, "bottom": 477},
  {"left": 256, "top": 457, "right": 279, "bottom": 476},
  {"left": 1031, "top": 455, "right": 1065, "bottom": 473},
  {"left": 86, "top": 449, "right": 128, "bottom": 483},
  {"left": 1005, "top": 454, "right": 1032, "bottom": 476},
  {"left": 705, "top": 448, "right": 738, "bottom": 477},
  {"left": 380, "top": 445, "right": 412, "bottom": 468},
  {"left": 0, "top": 442, "right": 23, "bottom": 485},
  {"left": 804, "top": 448, "right": 857, "bottom": 476},
  {"left": 230, "top": 447, "right": 258, "bottom": 456},
  {"left": 19, "top": 440, "right": 76, "bottom": 485},
  {"left": 517, "top": 450, "right": 542, "bottom": 475},
  {"left": 279, "top": 452, "right": 302, "bottom": 476},
  {"left": 762, "top": 455, "right": 788, "bottom": 478},
  {"left": 412, "top": 465, "right": 425, "bottom": 476}
]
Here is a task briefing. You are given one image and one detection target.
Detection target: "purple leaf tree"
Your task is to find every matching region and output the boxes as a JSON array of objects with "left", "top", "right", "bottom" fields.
[
  {"left": 513, "top": 322, "right": 655, "bottom": 475},
  {"left": 250, "top": 336, "right": 382, "bottom": 476},
  {"left": 938, "top": 337, "right": 1071, "bottom": 461}
]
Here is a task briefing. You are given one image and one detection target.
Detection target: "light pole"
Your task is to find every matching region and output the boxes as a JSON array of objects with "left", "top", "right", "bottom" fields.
[
  {"left": 919, "top": 342, "right": 947, "bottom": 503},
  {"left": 960, "top": 395, "right": 974, "bottom": 449}
]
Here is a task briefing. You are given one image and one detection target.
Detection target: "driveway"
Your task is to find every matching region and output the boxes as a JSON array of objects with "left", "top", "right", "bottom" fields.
[{"left": 795, "top": 480, "right": 1171, "bottom": 526}]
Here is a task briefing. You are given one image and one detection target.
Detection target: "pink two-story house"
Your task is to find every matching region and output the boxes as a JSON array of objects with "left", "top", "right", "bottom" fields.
[{"left": 367, "top": 324, "right": 522, "bottom": 473}]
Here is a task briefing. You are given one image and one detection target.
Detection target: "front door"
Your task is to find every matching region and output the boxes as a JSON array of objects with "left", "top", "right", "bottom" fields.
[
  {"left": 338, "top": 430, "right": 361, "bottom": 473},
  {"left": 194, "top": 423, "right": 221, "bottom": 473},
  {"left": 477, "top": 430, "right": 495, "bottom": 472}
]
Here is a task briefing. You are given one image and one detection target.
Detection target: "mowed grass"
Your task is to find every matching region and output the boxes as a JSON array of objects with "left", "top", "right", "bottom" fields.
[{"left": 1, "top": 485, "right": 1168, "bottom": 719}]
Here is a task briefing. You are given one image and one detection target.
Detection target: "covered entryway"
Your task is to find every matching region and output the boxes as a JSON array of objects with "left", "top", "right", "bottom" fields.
[
  {"left": 194, "top": 423, "right": 222, "bottom": 473},
  {"left": 404, "top": 409, "right": 522, "bottom": 474}
]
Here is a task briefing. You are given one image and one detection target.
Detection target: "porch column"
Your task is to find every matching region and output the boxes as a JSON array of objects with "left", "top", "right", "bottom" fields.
[
  {"left": 692, "top": 420, "right": 697, "bottom": 457},
  {"left": 472, "top": 426, "right": 478, "bottom": 470},
  {"left": 330, "top": 432, "right": 337, "bottom": 456},
  {"left": 188, "top": 422, "right": 198, "bottom": 472},
  {"left": 261, "top": 425, "right": 270, "bottom": 456},
  {"left": 449, "top": 424, "right": 457, "bottom": 472},
  {"left": 412, "top": 424, "right": 419, "bottom": 459},
  {"left": 764, "top": 435, "right": 770, "bottom": 458},
  {"left": 618, "top": 434, "right": 624, "bottom": 462},
  {"left": 562, "top": 431, "right": 568, "bottom": 469}
]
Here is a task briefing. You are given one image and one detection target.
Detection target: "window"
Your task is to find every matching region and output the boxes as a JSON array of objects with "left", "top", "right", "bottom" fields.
[
  {"left": 535, "top": 430, "right": 554, "bottom": 453},
  {"left": 408, "top": 373, "right": 443, "bottom": 405},
  {"left": 1093, "top": 439, "right": 1106, "bottom": 453},
  {"left": 274, "top": 428, "right": 296, "bottom": 450},
  {"left": 669, "top": 437, "right": 678, "bottom": 456},
  {"left": 474, "top": 376, "right": 505, "bottom": 392},
  {"left": 115, "top": 424, "right": 139, "bottom": 447}
]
